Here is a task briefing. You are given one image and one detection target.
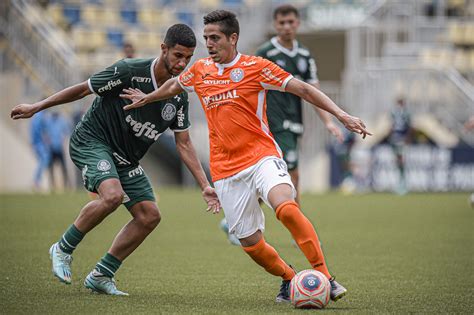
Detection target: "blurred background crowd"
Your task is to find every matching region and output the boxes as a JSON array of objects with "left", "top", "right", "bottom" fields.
[{"left": 0, "top": 0, "right": 473, "bottom": 194}]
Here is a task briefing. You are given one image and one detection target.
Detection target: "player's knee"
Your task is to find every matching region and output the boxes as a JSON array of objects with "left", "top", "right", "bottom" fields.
[
  {"left": 139, "top": 208, "right": 161, "bottom": 230},
  {"left": 102, "top": 190, "right": 124, "bottom": 210}
]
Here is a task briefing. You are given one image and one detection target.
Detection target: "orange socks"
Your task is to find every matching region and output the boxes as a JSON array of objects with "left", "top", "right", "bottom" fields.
[
  {"left": 242, "top": 237, "right": 295, "bottom": 280},
  {"left": 276, "top": 201, "right": 331, "bottom": 279}
]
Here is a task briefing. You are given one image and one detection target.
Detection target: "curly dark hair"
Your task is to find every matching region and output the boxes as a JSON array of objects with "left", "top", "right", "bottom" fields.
[
  {"left": 164, "top": 24, "right": 196, "bottom": 48},
  {"left": 203, "top": 10, "right": 239, "bottom": 37}
]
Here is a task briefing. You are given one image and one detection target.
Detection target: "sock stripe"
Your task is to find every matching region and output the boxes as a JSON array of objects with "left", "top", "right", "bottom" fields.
[
  {"left": 97, "top": 263, "right": 115, "bottom": 276},
  {"left": 61, "top": 236, "right": 76, "bottom": 249}
]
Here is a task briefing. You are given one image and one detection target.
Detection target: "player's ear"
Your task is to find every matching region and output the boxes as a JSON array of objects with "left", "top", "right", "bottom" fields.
[
  {"left": 161, "top": 43, "right": 168, "bottom": 54},
  {"left": 230, "top": 33, "right": 239, "bottom": 46}
]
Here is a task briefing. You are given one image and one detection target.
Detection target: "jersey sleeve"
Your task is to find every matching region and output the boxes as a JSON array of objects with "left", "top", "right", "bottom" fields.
[
  {"left": 177, "top": 62, "right": 197, "bottom": 93},
  {"left": 305, "top": 56, "right": 319, "bottom": 84},
  {"left": 170, "top": 93, "right": 191, "bottom": 132},
  {"left": 258, "top": 58, "right": 293, "bottom": 91},
  {"left": 88, "top": 60, "right": 130, "bottom": 97}
]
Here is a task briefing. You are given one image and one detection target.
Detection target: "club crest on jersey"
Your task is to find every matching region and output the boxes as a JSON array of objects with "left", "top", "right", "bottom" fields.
[
  {"left": 97, "top": 160, "right": 111, "bottom": 172},
  {"left": 297, "top": 58, "right": 307, "bottom": 73},
  {"left": 162, "top": 103, "right": 176, "bottom": 121},
  {"left": 230, "top": 68, "right": 244, "bottom": 82}
]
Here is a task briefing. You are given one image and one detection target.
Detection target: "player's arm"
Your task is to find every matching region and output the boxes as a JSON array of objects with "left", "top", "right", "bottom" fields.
[
  {"left": 309, "top": 82, "right": 344, "bottom": 142},
  {"left": 286, "top": 78, "right": 371, "bottom": 138},
  {"left": 174, "top": 131, "right": 220, "bottom": 214},
  {"left": 11, "top": 81, "right": 92, "bottom": 120},
  {"left": 121, "top": 78, "right": 184, "bottom": 110}
]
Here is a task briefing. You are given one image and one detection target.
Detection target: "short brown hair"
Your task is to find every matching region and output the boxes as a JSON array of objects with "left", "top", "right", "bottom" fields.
[
  {"left": 203, "top": 10, "right": 240, "bottom": 37},
  {"left": 273, "top": 4, "right": 300, "bottom": 20}
]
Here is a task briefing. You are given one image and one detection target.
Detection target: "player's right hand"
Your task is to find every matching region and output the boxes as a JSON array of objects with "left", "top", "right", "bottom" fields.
[
  {"left": 339, "top": 113, "right": 372, "bottom": 139},
  {"left": 120, "top": 88, "right": 150, "bottom": 110},
  {"left": 10, "top": 103, "right": 40, "bottom": 120}
]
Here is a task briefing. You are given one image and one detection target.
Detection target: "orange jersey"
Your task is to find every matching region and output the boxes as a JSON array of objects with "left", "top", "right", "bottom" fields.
[{"left": 178, "top": 53, "right": 293, "bottom": 181}]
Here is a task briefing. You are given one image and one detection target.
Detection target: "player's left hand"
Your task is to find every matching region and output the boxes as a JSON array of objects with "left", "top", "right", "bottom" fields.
[
  {"left": 326, "top": 121, "right": 344, "bottom": 143},
  {"left": 339, "top": 113, "right": 372, "bottom": 139},
  {"left": 203, "top": 186, "right": 221, "bottom": 214},
  {"left": 120, "top": 88, "right": 149, "bottom": 110}
]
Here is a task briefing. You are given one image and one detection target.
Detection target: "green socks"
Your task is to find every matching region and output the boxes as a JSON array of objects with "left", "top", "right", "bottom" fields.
[
  {"left": 96, "top": 253, "right": 122, "bottom": 278},
  {"left": 58, "top": 224, "right": 84, "bottom": 254}
]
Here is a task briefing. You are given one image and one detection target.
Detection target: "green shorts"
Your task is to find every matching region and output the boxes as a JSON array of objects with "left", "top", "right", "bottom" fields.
[
  {"left": 273, "top": 131, "right": 299, "bottom": 171},
  {"left": 69, "top": 138, "right": 155, "bottom": 210}
]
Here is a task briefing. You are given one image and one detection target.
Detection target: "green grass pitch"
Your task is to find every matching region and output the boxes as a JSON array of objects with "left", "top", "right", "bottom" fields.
[{"left": 1, "top": 190, "right": 473, "bottom": 314}]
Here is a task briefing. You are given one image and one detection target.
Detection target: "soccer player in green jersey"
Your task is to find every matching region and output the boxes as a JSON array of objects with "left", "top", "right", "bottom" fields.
[
  {"left": 10, "top": 24, "right": 220, "bottom": 295},
  {"left": 256, "top": 4, "right": 344, "bottom": 204}
]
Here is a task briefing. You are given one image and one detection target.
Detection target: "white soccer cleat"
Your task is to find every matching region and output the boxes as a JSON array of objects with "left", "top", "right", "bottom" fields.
[
  {"left": 49, "top": 242, "right": 73, "bottom": 284},
  {"left": 84, "top": 270, "right": 129, "bottom": 296}
]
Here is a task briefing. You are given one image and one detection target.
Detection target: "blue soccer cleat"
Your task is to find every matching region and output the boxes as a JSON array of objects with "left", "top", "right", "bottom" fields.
[
  {"left": 84, "top": 269, "right": 129, "bottom": 296},
  {"left": 219, "top": 218, "right": 241, "bottom": 246},
  {"left": 49, "top": 242, "right": 72, "bottom": 284}
]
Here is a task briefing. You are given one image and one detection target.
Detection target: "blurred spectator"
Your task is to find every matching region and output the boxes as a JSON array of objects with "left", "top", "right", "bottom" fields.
[
  {"left": 45, "top": 111, "right": 70, "bottom": 190},
  {"left": 333, "top": 129, "right": 357, "bottom": 194},
  {"left": 389, "top": 97, "right": 412, "bottom": 194},
  {"left": 30, "top": 111, "right": 51, "bottom": 191},
  {"left": 464, "top": 115, "right": 474, "bottom": 131},
  {"left": 123, "top": 42, "right": 135, "bottom": 58}
]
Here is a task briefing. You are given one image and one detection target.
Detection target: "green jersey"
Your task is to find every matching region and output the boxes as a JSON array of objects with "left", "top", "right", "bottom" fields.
[
  {"left": 72, "top": 58, "right": 190, "bottom": 165},
  {"left": 256, "top": 37, "right": 318, "bottom": 135}
]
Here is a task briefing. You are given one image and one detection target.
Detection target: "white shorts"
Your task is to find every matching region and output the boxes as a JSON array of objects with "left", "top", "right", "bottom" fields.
[{"left": 214, "top": 156, "right": 296, "bottom": 239}]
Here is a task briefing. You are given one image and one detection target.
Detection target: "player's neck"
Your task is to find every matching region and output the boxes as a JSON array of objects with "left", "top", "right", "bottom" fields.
[
  {"left": 219, "top": 49, "right": 239, "bottom": 65},
  {"left": 277, "top": 36, "right": 295, "bottom": 50},
  {"left": 154, "top": 58, "right": 173, "bottom": 86}
]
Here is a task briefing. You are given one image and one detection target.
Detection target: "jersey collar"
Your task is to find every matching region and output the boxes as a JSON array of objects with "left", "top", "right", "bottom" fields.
[
  {"left": 215, "top": 52, "right": 242, "bottom": 75},
  {"left": 271, "top": 37, "right": 299, "bottom": 58},
  {"left": 150, "top": 57, "right": 159, "bottom": 90}
]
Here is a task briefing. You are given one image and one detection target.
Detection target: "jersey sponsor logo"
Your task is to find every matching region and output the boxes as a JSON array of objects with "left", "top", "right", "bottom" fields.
[
  {"left": 162, "top": 103, "right": 176, "bottom": 121},
  {"left": 241, "top": 60, "right": 256, "bottom": 66},
  {"left": 180, "top": 71, "right": 194, "bottom": 84},
  {"left": 283, "top": 120, "right": 304, "bottom": 134},
  {"left": 97, "top": 160, "right": 111, "bottom": 172},
  {"left": 203, "top": 79, "right": 230, "bottom": 85},
  {"left": 260, "top": 67, "right": 282, "bottom": 83},
  {"left": 297, "top": 57, "right": 307, "bottom": 73},
  {"left": 113, "top": 67, "right": 119, "bottom": 75},
  {"left": 176, "top": 106, "right": 185, "bottom": 127},
  {"left": 276, "top": 59, "right": 286, "bottom": 67},
  {"left": 131, "top": 76, "right": 152, "bottom": 83},
  {"left": 98, "top": 79, "right": 122, "bottom": 93},
  {"left": 128, "top": 165, "right": 144, "bottom": 177},
  {"left": 202, "top": 89, "right": 239, "bottom": 108},
  {"left": 125, "top": 115, "right": 161, "bottom": 140},
  {"left": 230, "top": 68, "right": 244, "bottom": 82}
]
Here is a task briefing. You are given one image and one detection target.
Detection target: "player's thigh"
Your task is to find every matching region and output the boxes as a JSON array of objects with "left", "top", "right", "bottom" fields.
[
  {"left": 273, "top": 131, "right": 299, "bottom": 171},
  {"left": 69, "top": 140, "right": 119, "bottom": 193},
  {"left": 255, "top": 156, "right": 296, "bottom": 209},
  {"left": 214, "top": 176, "right": 265, "bottom": 239},
  {"left": 117, "top": 164, "right": 156, "bottom": 211}
]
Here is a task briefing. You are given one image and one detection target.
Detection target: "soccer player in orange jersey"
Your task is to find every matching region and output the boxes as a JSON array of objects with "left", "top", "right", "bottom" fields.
[{"left": 121, "top": 10, "right": 371, "bottom": 303}]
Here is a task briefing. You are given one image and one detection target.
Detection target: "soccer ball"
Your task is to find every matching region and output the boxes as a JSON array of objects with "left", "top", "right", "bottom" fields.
[{"left": 290, "top": 270, "right": 331, "bottom": 309}]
